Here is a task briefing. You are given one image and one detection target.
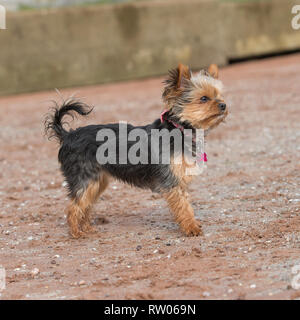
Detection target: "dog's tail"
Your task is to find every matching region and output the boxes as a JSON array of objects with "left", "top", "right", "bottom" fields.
[{"left": 44, "top": 98, "right": 93, "bottom": 144}]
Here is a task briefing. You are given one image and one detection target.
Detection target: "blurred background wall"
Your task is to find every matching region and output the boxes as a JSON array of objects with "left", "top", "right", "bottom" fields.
[
  {"left": 0, "top": 0, "right": 299, "bottom": 95},
  {"left": 3, "top": 0, "right": 132, "bottom": 10}
]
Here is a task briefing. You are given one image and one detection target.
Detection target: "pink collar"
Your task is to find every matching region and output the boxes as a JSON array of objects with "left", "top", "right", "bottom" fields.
[
  {"left": 160, "top": 109, "right": 185, "bottom": 132},
  {"left": 160, "top": 109, "right": 207, "bottom": 162}
]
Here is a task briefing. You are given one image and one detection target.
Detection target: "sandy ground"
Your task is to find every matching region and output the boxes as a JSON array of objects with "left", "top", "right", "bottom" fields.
[{"left": 0, "top": 54, "right": 299, "bottom": 300}]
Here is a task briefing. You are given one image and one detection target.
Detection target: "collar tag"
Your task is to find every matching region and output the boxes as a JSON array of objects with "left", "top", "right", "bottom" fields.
[{"left": 197, "top": 152, "right": 207, "bottom": 163}]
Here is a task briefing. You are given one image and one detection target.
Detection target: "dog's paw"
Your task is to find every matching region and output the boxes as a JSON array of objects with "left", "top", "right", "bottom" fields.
[
  {"left": 70, "top": 230, "right": 85, "bottom": 239},
  {"left": 82, "top": 224, "right": 97, "bottom": 234},
  {"left": 183, "top": 220, "right": 203, "bottom": 237}
]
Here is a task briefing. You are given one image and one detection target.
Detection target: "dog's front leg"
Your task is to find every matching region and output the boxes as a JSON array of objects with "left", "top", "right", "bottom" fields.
[{"left": 163, "top": 186, "right": 203, "bottom": 236}]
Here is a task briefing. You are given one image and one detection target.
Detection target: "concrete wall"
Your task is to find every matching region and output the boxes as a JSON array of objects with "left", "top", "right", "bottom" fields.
[
  {"left": 2, "top": 0, "right": 113, "bottom": 11},
  {"left": 224, "top": 0, "right": 300, "bottom": 59},
  {"left": 0, "top": 0, "right": 299, "bottom": 95}
]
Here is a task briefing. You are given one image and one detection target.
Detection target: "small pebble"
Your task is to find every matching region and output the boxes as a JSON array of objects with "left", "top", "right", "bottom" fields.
[
  {"left": 78, "top": 280, "right": 86, "bottom": 286},
  {"left": 31, "top": 268, "right": 40, "bottom": 276},
  {"left": 203, "top": 291, "right": 210, "bottom": 297}
]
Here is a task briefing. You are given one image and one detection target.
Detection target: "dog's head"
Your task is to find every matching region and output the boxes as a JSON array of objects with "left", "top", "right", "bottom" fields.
[{"left": 163, "top": 63, "right": 228, "bottom": 130}]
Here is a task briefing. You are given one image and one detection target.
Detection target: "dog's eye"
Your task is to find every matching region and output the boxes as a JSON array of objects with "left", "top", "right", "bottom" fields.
[{"left": 200, "top": 96, "right": 209, "bottom": 103}]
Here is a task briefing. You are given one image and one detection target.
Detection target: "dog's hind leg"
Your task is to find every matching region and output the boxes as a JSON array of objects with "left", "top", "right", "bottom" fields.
[
  {"left": 67, "top": 173, "right": 110, "bottom": 238},
  {"left": 67, "top": 198, "right": 87, "bottom": 239},
  {"left": 80, "top": 173, "right": 110, "bottom": 234}
]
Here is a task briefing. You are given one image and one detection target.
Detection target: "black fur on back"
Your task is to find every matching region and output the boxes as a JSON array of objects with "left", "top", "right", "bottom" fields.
[{"left": 45, "top": 99, "right": 194, "bottom": 198}]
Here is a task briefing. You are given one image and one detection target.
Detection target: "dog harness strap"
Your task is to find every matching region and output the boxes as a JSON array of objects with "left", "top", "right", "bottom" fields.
[
  {"left": 160, "top": 109, "right": 168, "bottom": 123},
  {"left": 160, "top": 109, "right": 185, "bottom": 132},
  {"left": 161, "top": 110, "right": 208, "bottom": 163}
]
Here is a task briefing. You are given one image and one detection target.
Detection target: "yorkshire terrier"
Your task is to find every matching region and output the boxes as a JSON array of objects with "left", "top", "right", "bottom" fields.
[{"left": 45, "top": 63, "right": 228, "bottom": 238}]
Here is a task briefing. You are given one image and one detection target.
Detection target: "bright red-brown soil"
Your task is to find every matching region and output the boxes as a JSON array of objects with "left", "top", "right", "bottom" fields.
[{"left": 0, "top": 54, "right": 299, "bottom": 300}]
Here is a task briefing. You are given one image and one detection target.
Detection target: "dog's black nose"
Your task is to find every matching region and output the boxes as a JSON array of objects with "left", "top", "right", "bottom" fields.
[{"left": 218, "top": 103, "right": 226, "bottom": 111}]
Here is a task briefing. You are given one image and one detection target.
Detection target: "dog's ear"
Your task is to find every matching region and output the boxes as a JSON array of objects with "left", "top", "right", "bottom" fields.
[
  {"left": 177, "top": 63, "right": 191, "bottom": 88},
  {"left": 162, "top": 63, "right": 191, "bottom": 106},
  {"left": 208, "top": 64, "right": 219, "bottom": 79}
]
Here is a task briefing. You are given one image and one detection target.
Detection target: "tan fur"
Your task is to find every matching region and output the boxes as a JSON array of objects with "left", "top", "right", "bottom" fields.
[
  {"left": 177, "top": 63, "right": 191, "bottom": 87},
  {"left": 67, "top": 172, "right": 109, "bottom": 238},
  {"left": 208, "top": 63, "right": 219, "bottom": 79},
  {"left": 163, "top": 186, "right": 202, "bottom": 236},
  {"left": 163, "top": 156, "right": 202, "bottom": 236},
  {"left": 180, "top": 83, "right": 227, "bottom": 130}
]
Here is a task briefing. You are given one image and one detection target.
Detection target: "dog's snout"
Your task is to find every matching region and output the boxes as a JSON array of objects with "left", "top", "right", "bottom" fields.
[{"left": 218, "top": 103, "right": 226, "bottom": 112}]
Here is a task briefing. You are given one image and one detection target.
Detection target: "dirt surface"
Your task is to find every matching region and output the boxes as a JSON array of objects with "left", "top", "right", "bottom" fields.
[{"left": 0, "top": 54, "right": 299, "bottom": 300}]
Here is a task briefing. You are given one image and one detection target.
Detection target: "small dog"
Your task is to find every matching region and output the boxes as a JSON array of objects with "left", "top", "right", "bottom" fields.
[{"left": 45, "top": 63, "right": 228, "bottom": 238}]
